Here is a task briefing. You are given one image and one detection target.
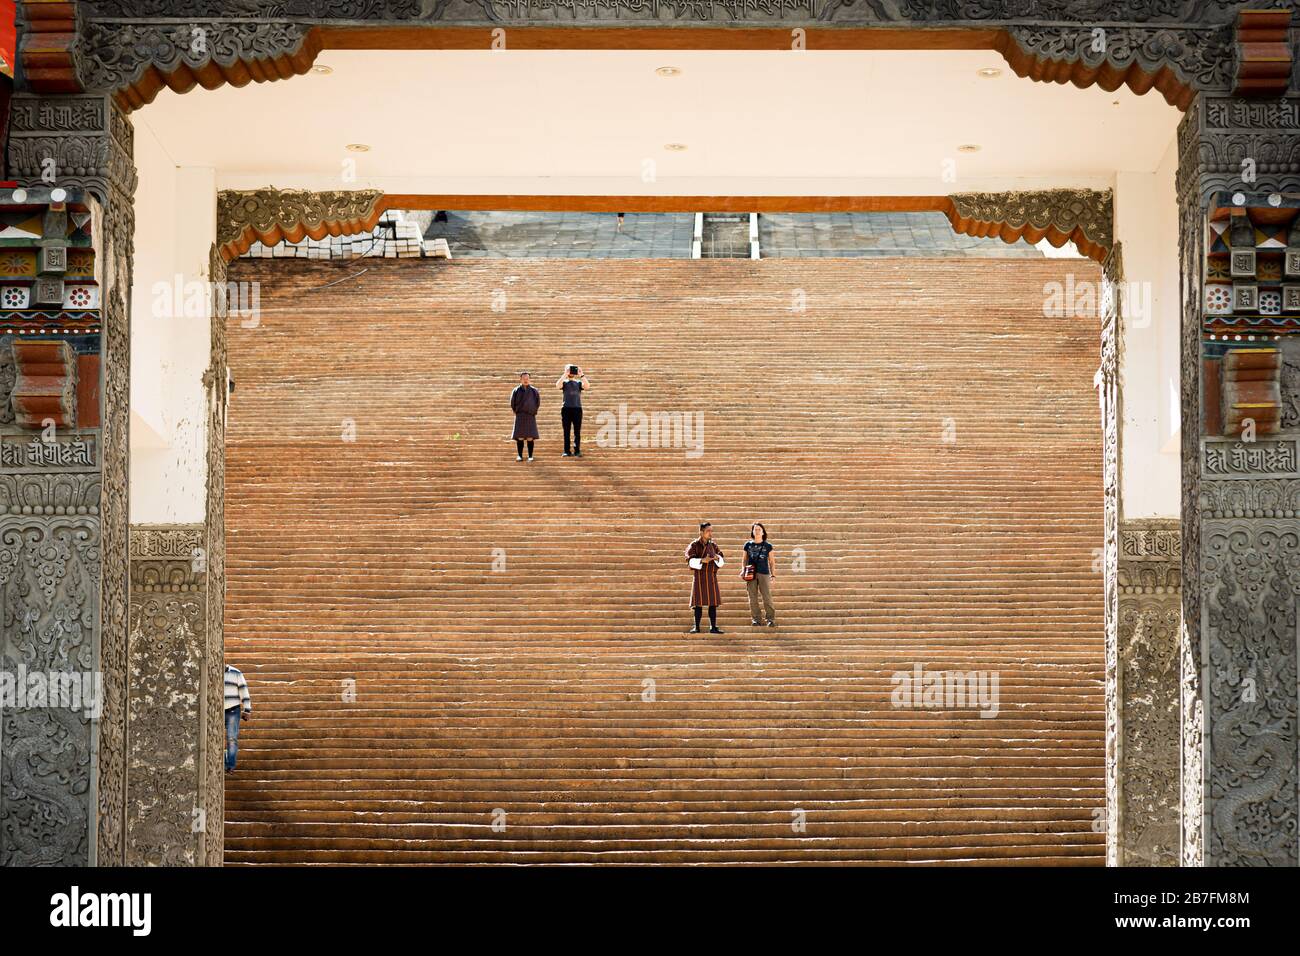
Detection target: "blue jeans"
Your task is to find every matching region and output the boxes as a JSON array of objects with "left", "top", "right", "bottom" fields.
[{"left": 225, "top": 707, "right": 242, "bottom": 771}]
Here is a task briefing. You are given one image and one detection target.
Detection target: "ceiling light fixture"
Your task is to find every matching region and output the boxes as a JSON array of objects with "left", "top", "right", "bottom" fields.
[
  {"left": 957, "top": 144, "right": 981, "bottom": 153},
  {"left": 656, "top": 66, "right": 682, "bottom": 77},
  {"left": 976, "top": 68, "right": 1002, "bottom": 78},
  {"left": 664, "top": 143, "right": 688, "bottom": 151},
  {"left": 346, "top": 143, "right": 371, "bottom": 153},
  {"left": 312, "top": 65, "right": 333, "bottom": 75}
]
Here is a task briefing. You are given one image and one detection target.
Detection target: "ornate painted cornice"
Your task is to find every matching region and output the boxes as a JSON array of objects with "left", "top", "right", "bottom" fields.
[
  {"left": 78, "top": 20, "right": 322, "bottom": 113},
  {"left": 19, "top": 1, "right": 1291, "bottom": 112},
  {"left": 77, "top": 0, "right": 1282, "bottom": 25},
  {"left": 1000, "top": 23, "right": 1235, "bottom": 111},
  {"left": 945, "top": 189, "right": 1113, "bottom": 263},
  {"left": 216, "top": 188, "right": 386, "bottom": 261}
]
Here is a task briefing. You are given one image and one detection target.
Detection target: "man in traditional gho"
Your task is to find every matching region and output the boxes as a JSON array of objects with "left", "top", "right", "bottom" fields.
[
  {"left": 510, "top": 370, "right": 540, "bottom": 461},
  {"left": 685, "top": 521, "right": 725, "bottom": 634}
]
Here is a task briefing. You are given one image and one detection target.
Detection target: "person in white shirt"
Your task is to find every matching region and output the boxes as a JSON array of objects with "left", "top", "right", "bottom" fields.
[{"left": 224, "top": 664, "right": 252, "bottom": 772}]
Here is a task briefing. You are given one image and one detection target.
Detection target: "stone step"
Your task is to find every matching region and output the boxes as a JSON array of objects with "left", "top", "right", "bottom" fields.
[{"left": 222, "top": 256, "right": 1104, "bottom": 865}]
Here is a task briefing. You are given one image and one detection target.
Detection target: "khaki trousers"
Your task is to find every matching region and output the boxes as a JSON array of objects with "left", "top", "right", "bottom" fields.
[{"left": 746, "top": 572, "right": 775, "bottom": 623}]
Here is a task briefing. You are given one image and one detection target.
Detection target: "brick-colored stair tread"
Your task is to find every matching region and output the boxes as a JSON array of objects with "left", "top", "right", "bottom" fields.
[{"left": 223, "top": 256, "right": 1104, "bottom": 865}]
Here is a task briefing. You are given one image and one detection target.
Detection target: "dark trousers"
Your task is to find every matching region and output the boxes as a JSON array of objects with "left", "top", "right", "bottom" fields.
[{"left": 562, "top": 406, "right": 583, "bottom": 453}]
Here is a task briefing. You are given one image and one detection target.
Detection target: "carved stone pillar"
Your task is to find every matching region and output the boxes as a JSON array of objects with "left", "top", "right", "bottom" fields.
[
  {"left": 1116, "top": 521, "right": 1182, "bottom": 865},
  {"left": 6, "top": 92, "right": 137, "bottom": 865},
  {"left": 127, "top": 526, "right": 208, "bottom": 865},
  {"left": 1177, "top": 93, "right": 1300, "bottom": 867},
  {"left": 202, "top": 245, "right": 229, "bottom": 866},
  {"left": 1099, "top": 244, "right": 1123, "bottom": 864}
]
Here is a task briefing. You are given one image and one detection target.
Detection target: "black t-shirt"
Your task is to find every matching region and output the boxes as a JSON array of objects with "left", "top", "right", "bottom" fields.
[
  {"left": 562, "top": 379, "right": 584, "bottom": 409},
  {"left": 744, "top": 541, "right": 773, "bottom": 575}
]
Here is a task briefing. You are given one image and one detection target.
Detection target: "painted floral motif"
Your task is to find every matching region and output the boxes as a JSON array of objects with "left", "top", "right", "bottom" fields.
[
  {"left": 0, "top": 286, "right": 30, "bottom": 309},
  {"left": 0, "top": 251, "right": 35, "bottom": 277},
  {"left": 62, "top": 285, "right": 98, "bottom": 310},
  {"left": 1206, "top": 283, "right": 1233, "bottom": 315}
]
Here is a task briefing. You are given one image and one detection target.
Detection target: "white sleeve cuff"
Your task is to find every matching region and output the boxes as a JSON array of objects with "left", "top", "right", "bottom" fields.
[
  {"left": 715, "top": 556, "right": 725, "bottom": 567},
  {"left": 688, "top": 558, "right": 703, "bottom": 570}
]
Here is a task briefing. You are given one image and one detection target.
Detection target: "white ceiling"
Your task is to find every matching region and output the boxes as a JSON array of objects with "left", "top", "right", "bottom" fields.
[{"left": 138, "top": 49, "right": 1181, "bottom": 190}]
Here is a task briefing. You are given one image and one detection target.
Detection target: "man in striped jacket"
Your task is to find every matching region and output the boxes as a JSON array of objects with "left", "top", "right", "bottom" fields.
[
  {"left": 224, "top": 664, "right": 252, "bottom": 772},
  {"left": 685, "top": 522, "right": 725, "bottom": 635}
]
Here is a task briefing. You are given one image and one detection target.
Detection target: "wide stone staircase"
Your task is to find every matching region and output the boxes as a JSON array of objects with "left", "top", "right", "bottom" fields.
[{"left": 222, "top": 256, "right": 1105, "bottom": 865}]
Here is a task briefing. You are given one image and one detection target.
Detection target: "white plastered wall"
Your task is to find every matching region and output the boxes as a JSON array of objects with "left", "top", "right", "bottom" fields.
[
  {"left": 1114, "top": 132, "right": 1182, "bottom": 519},
  {"left": 129, "top": 114, "right": 217, "bottom": 525}
]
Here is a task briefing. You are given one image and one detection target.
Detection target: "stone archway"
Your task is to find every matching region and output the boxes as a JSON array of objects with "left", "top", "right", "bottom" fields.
[{"left": 4, "top": 0, "right": 1297, "bottom": 867}]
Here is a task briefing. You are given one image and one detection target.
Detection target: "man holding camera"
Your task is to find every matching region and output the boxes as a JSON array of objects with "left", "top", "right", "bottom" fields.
[{"left": 556, "top": 364, "right": 590, "bottom": 458}]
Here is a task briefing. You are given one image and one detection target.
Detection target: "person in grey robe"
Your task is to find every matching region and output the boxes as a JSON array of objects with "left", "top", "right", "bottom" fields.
[{"left": 510, "top": 371, "right": 540, "bottom": 462}]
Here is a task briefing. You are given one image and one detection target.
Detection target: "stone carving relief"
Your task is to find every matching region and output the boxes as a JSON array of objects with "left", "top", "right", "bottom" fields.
[
  {"left": 127, "top": 526, "right": 208, "bottom": 867},
  {"left": 1203, "top": 438, "right": 1299, "bottom": 478},
  {"left": 1201, "top": 518, "right": 1299, "bottom": 866},
  {"left": 6, "top": 94, "right": 138, "bottom": 201},
  {"left": 1116, "top": 522, "right": 1182, "bottom": 866},
  {"left": 1178, "top": 94, "right": 1300, "bottom": 202},
  {"left": 0, "top": 453, "right": 102, "bottom": 867}
]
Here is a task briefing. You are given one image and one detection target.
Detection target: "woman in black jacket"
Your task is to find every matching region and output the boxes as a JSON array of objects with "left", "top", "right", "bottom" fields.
[{"left": 742, "top": 522, "right": 776, "bottom": 627}]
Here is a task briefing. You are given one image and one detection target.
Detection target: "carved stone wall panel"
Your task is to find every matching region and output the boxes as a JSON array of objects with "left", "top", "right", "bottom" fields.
[
  {"left": 127, "top": 527, "right": 207, "bottom": 867},
  {"left": 0, "top": 467, "right": 102, "bottom": 867},
  {"left": 1200, "top": 514, "right": 1299, "bottom": 866},
  {"left": 1117, "top": 521, "right": 1182, "bottom": 866}
]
